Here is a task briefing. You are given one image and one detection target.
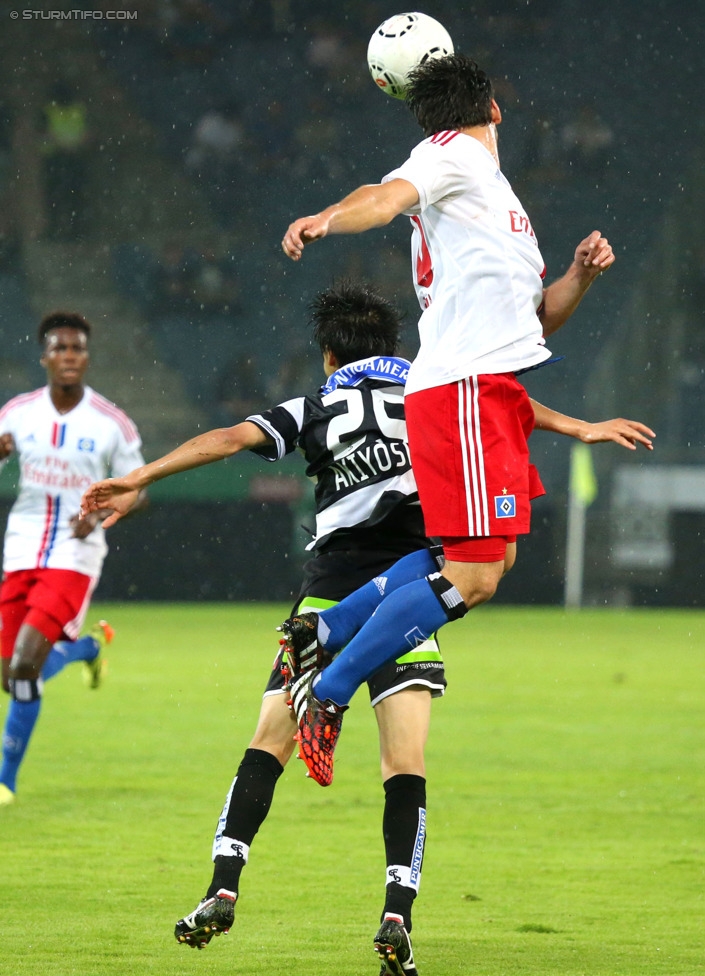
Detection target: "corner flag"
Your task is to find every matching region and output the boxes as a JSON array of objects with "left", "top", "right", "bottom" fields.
[
  {"left": 569, "top": 442, "right": 598, "bottom": 507},
  {"left": 564, "top": 442, "right": 598, "bottom": 607}
]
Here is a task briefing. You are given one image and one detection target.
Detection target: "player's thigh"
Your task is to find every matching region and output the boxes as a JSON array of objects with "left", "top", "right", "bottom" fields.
[
  {"left": 249, "top": 691, "right": 298, "bottom": 766},
  {"left": 442, "top": 555, "right": 506, "bottom": 606},
  {"left": 1, "top": 571, "right": 55, "bottom": 673},
  {"left": 25, "top": 569, "right": 96, "bottom": 644},
  {"left": 375, "top": 687, "right": 432, "bottom": 780},
  {"left": 10, "top": 622, "right": 54, "bottom": 676},
  {"left": 0, "top": 571, "right": 31, "bottom": 662}
]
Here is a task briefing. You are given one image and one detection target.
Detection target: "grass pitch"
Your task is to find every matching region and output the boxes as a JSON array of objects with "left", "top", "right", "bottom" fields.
[{"left": 0, "top": 604, "right": 703, "bottom": 975}]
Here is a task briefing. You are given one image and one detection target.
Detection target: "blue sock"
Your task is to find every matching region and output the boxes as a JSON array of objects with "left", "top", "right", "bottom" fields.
[
  {"left": 42, "top": 635, "right": 99, "bottom": 681},
  {"left": 314, "top": 577, "right": 452, "bottom": 706},
  {"left": 318, "top": 548, "right": 440, "bottom": 651},
  {"left": 0, "top": 697, "right": 42, "bottom": 793}
]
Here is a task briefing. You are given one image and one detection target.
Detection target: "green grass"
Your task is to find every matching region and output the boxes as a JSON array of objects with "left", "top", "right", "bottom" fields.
[{"left": 1, "top": 604, "right": 703, "bottom": 975}]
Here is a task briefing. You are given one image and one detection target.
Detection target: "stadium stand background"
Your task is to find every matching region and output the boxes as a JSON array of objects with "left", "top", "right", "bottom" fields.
[{"left": 0, "top": 0, "right": 703, "bottom": 604}]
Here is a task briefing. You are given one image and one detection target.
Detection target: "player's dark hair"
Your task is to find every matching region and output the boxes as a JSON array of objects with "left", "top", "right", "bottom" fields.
[
  {"left": 311, "top": 281, "right": 401, "bottom": 366},
  {"left": 38, "top": 311, "right": 92, "bottom": 345},
  {"left": 405, "top": 53, "right": 494, "bottom": 136}
]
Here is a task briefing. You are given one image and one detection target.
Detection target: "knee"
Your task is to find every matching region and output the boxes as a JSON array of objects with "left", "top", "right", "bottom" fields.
[
  {"left": 249, "top": 698, "right": 298, "bottom": 767},
  {"left": 462, "top": 568, "right": 501, "bottom": 607},
  {"left": 445, "top": 566, "right": 502, "bottom": 609},
  {"left": 474, "top": 580, "right": 499, "bottom": 606},
  {"left": 381, "top": 754, "right": 425, "bottom": 781},
  {"left": 9, "top": 628, "right": 50, "bottom": 681},
  {"left": 249, "top": 735, "right": 297, "bottom": 768},
  {"left": 9, "top": 656, "right": 41, "bottom": 682},
  {"left": 379, "top": 731, "right": 426, "bottom": 780}
]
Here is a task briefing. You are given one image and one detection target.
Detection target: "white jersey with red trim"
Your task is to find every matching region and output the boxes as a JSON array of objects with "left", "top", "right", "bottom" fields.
[
  {"left": 0, "top": 385, "right": 144, "bottom": 576},
  {"left": 383, "top": 130, "right": 551, "bottom": 395}
]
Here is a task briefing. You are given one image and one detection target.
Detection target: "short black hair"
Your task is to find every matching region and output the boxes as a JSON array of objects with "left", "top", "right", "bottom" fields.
[
  {"left": 38, "top": 311, "right": 91, "bottom": 345},
  {"left": 406, "top": 53, "right": 494, "bottom": 136},
  {"left": 310, "top": 281, "right": 401, "bottom": 366}
]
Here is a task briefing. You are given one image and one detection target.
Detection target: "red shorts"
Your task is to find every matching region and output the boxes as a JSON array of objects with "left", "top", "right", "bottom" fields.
[
  {"left": 441, "top": 535, "right": 517, "bottom": 563},
  {"left": 0, "top": 568, "right": 97, "bottom": 659},
  {"left": 405, "top": 373, "right": 545, "bottom": 539}
]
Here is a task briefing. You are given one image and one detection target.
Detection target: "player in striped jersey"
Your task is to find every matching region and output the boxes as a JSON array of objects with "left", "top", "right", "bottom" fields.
[
  {"left": 0, "top": 311, "right": 146, "bottom": 805},
  {"left": 81, "top": 282, "right": 443, "bottom": 967}
]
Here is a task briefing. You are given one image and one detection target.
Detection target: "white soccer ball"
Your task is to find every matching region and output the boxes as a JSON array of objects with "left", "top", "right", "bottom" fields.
[{"left": 367, "top": 12, "right": 454, "bottom": 100}]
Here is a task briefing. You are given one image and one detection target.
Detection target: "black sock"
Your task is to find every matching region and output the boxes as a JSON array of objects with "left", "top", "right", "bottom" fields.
[
  {"left": 381, "top": 773, "right": 427, "bottom": 932},
  {"left": 206, "top": 748, "right": 284, "bottom": 897}
]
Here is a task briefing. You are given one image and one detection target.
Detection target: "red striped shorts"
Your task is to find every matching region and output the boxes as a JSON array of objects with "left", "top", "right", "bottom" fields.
[
  {"left": 405, "top": 373, "right": 545, "bottom": 539},
  {"left": 0, "top": 568, "right": 96, "bottom": 658}
]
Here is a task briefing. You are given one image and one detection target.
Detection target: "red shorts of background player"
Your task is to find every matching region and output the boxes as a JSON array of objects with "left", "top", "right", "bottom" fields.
[
  {"left": 0, "top": 568, "right": 97, "bottom": 660},
  {"left": 405, "top": 372, "right": 545, "bottom": 542}
]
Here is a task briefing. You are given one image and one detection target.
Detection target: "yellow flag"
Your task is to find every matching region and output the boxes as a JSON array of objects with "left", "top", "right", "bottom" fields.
[{"left": 569, "top": 442, "right": 598, "bottom": 507}]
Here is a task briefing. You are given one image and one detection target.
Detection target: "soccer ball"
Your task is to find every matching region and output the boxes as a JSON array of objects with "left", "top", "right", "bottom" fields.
[{"left": 367, "top": 12, "right": 454, "bottom": 100}]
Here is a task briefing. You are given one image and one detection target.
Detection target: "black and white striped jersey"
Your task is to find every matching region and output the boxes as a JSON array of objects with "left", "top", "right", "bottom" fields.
[{"left": 247, "top": 357, "right": 424, "bottom": 552}]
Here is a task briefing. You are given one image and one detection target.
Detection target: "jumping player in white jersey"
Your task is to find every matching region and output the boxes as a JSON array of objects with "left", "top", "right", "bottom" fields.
[
  {"left": 278, "top": 55, "right": 650, "bottom": 965},
  {"left": 0, "top": 311, "right": 146, "bottom": 805}
]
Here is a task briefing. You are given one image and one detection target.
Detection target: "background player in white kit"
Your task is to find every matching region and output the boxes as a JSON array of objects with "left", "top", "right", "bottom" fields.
[
  {"left": 279, "top": 53, "right": 631, "bottom": 828},
  {"left": 0, "top": 311, "right": 146, "bottom": 805}
]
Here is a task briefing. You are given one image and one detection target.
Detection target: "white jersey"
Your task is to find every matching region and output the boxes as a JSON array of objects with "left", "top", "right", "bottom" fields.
[
  {"left": 0, "top": 385, "right": 144, "bottom": 576},
  {"left": 383, "top": 130, "right": 551, "bottom": 395}
]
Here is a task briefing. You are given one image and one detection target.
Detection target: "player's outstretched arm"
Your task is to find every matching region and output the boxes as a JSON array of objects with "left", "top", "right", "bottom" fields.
[
  {"left": 281, "top": 179, "right": 419, "bottom": 261},
  {"left": 81, "top": 421, "right": 271, "bottom": 528},
  {"left": 531, "top": 399, "right": 655, "bottom": 451},
  {"left": 539, "top": 230, "right": 615, "bottom": 337}
]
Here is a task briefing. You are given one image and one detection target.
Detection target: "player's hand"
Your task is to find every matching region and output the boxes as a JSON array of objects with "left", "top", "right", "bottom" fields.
[
  {"left": 579, "top": 418, "right": 655, "bottom": 451},
  {"left": 80, "top": 478, "right": 140, "bottom": 529},
  {"left": 0, "top": 433, "right": 16, "bottom": 460},
  {"left": 281, "top": 214, "right": 330, "bottom": 260},
  {"left": 574, "top": 230, "right": 615, "bottom": 279},
  {"left": 69, "top": 511, "right": 101, "bottom": 539}
]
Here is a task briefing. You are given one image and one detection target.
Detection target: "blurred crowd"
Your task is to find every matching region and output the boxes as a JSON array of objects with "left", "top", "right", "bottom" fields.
[{"left": 0, "top": 0, "right": 700, "bottom": 433}]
